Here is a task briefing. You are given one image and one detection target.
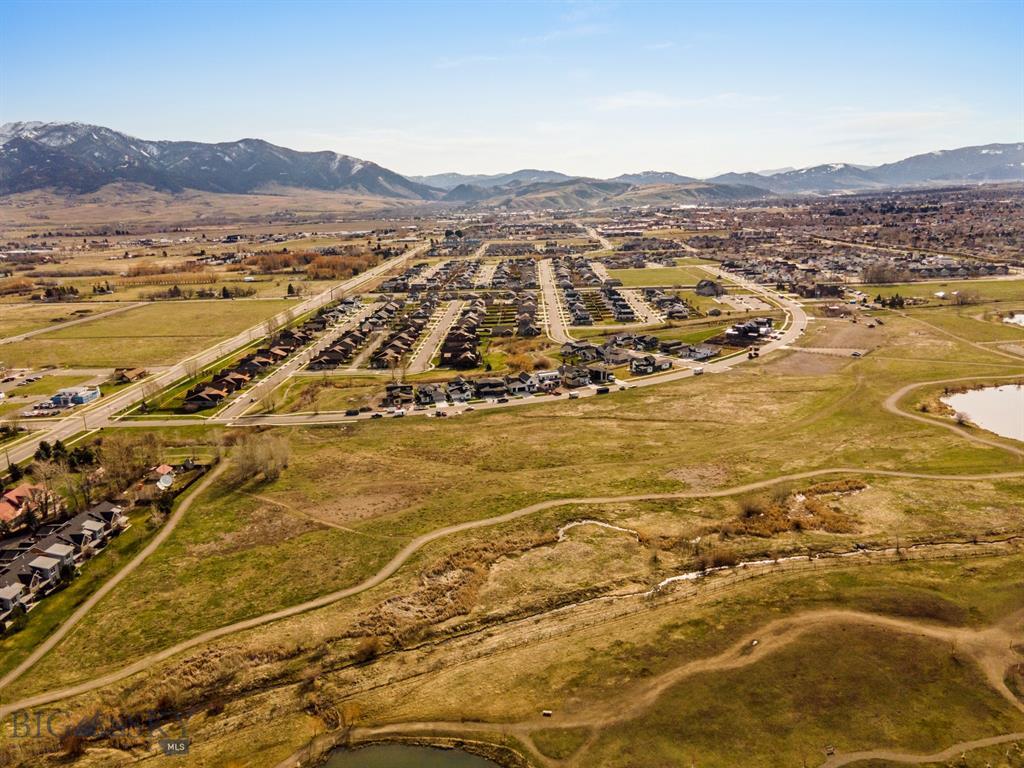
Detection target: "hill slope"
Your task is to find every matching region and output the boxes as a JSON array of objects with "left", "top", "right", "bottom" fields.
[{"left": 0, "top": 121, "right": 438, "bottom": 199}]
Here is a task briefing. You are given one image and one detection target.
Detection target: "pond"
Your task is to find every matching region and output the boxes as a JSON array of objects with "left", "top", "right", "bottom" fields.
[
  {"left": 942, "top": 384, "right": 1024, "bottom": 442},
  {"left": 322, "top": 744, "right": 502, "bottom": 768},
  {"left": 1003, "top": 312, "right": 1024, "bottom": 328}
]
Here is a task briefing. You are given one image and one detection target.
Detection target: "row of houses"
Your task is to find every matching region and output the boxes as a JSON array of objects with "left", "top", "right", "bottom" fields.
[
  {"left": 378, "top": 262, "right": 430, "bottom": 293},
  {"left": 564, "top": 285, "right": 598, "bottom": 325},
  {"left": 0, "top": 500, "right": 127, "bottom": 627},
  {"left": 369, "top": 298, "right": 437, "bottom": 370},
  {"left": 382, "top": 365, "right": 614, "bottom": 409},
  {"left": 551, "top": 255, "right": 602, "bottom": 287},
  {"left": 490, "top": 258, "right": 539, "bottom": 291},
  {"left": 309, "top": 301, "right": 403, "bottom": 370},
  {"left": 440, "top": 300, "right": 486, "bottom": 369},
  {"left": 562, "top": 334, "right": 718, "bottom": 366},
  {"left": 599, "top": 286, "right": 637, "bottom": 323},
  {"left": 487, "top": 292, "right": 542, "bottom": 338},
  {"left": 183, "top": 306, "right": 344, "bottom": 411}
]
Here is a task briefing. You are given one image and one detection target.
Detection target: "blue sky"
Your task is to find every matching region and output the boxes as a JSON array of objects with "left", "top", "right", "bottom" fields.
[{"left": 2, "top": 1, "right": 1022, "bottom": 177}]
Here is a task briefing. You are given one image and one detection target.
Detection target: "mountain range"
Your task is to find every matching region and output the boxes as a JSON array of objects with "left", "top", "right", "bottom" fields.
[{"left": 1, "top": 122, "right": 1020, "bottom": 208}]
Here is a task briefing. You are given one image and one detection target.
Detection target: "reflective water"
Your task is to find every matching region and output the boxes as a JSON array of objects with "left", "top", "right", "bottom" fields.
[{"left": 942, "top": 384, "right": 1024, "bottom": 441}]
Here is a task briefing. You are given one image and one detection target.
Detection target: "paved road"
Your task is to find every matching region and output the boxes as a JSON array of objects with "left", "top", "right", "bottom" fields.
[
  {"left": 0, "top": 246, "right": 425, "bottom": 472},
  {"left": 585, "top": 225, "right": 613, "bottom": 250},
  {"left": 538, "top": 258, "right": 573, "bottom": 344},
  {"left": 8, "top": 264, "right": 806, "bottom": 434},
  {"left": 0, "top": 301, "right": 147, "bottom": 345},
  {"left": 621, "top": 287, "right": 662, "bottom": 324},
  {"left": 215, "top": 302, "right": 382, "bottom": 420},
  {"left": 407, "top": 300, "right": 464, "bottom": 375}
]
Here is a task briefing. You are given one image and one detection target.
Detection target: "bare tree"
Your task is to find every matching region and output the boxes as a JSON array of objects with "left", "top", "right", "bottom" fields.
[{"left": 228, "top": 433, "right": 291, "bottom": 485}]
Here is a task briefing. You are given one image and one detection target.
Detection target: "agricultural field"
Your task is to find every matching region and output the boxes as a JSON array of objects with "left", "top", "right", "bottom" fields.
[{"left": 0, "top": 298, "right": 295, "bottom": 368}]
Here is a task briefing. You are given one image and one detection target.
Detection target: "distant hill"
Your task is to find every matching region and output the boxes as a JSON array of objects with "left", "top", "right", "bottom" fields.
[
  {"left": 871, "top": 143, "right": 1024, "bottom": 185},
  {"left": 610, "top": 171, "right": 700, "bottom": 185},
  {"left": 0, "top": 121, "right": 439, "bottom": 199},
  {"left": 2, "top": 122, "right": 1019, "bottom": 202},
  {"left": 707, "top": 144, "right": 1023, "bottom": 194},
  {"left": 445, "top": 178, "right": 771, "bottom": 210},
  {"left": 758, "top": 163, "right": 885, "bottom": 193},
  {"left": 410, "top": 169, "right": 574, "bottom": 190}
]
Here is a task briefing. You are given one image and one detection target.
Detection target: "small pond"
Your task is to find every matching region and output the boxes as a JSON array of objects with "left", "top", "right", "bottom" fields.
[
  {"left": 322, "top": 744, "right": 502, "bottom": 768},
  {"left": 942, "top": 384, "right": 1024, "bottom": 442},
  {"left": 1002, "top": 312, "right": 1024, "bottom": 328}
]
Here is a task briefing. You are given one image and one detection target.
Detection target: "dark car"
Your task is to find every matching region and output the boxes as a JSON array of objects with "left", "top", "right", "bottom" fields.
[
  {"left": 595, "top": 386, "right": 610, "bottom": 394},
  {"left": 497, "top": 397, "right": 509, "bottom": 403},
  {"left": 344, "top": 409, "right": 360, "bottom": 416},
  {"left": 370, "top": 413, "right": 383, "bottom": 419}
]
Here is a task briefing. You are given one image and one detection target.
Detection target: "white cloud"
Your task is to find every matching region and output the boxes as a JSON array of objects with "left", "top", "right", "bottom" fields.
[{"left": 644, "top": 41, "right": 675, "bottom": 50}]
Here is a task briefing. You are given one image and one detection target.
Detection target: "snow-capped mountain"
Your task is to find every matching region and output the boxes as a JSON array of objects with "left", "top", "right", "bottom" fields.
[
  {"left": 0, "top": 121, "right": 439, "bottom": 199},
  {"left": 0, "top": 122, "right": 1020, "bottom": 199}
]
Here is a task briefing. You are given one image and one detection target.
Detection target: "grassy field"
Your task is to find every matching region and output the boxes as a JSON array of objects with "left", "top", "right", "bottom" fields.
[
  {"left": 0, "top": 302, "right": 112, "bottom": 339},
  {"left": 2, "top": 295, "right": 1022, "bottom": 768},
  {"left": 608, "top": 265, "right": 717, "bottom": 287},
  {"left": 862, "top": 278, "right": 1024, "bottom": 305},
  {"left": 6, "top": 374, "right": 92, "bottom": 396},
  {"left": 584, "top": 623, "right": 1023, "bottom": 767},
  {"left": 7, "top": 306, "right": 1023, "bottom": 703},
  {"left": 0, "top": 299, "right": 294, "bottom": 368}
]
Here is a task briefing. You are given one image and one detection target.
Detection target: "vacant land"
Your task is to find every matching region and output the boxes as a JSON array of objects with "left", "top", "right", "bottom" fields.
[
  {"left": 864, "top": 278, "right": 1024, "bottom": 305},
  {"left": 0, "top": 303, "right": 113, "bottom": 339},
  {"left": 0, "top": 299, "right": 294, "bottom": 368},
  {"left": 608, "top": 265, "right": 717, "bottom": 287},
  {"left": 7, "top": 307, "right": 1021, "bottom": 707}
]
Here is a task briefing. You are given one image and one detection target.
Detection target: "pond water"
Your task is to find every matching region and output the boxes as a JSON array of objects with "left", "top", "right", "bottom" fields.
[
  {"left": 322, "top": 744, "right": 502, "bottom": 768},
  {"left": 1003, "top": 312, "right": 1024, "bottom": 327},
  {"left": 942, "top": 384, "right": 1024, "bottom": 442}
]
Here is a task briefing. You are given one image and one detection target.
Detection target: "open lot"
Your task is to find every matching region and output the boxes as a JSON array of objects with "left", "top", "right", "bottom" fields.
[
  {"left": 608, "top": 265, "right": 718, "bottom": 287},
  {"left": 0, "top": 299, "right": 295, "bottom": 368}
]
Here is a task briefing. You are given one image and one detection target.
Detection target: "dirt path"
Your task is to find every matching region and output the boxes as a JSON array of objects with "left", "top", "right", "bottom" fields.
[
  {"left": 0, "top": 301, "right": 146, "bottom": 345},
  {"left": 1, "top": 356, "right": 1021, "bottom": 716},
  {"left": 347, "top": 608, "right": 1024, "bottom": 767},
  {"left": 0, "top": 462, "right": 227, "bottom": 692},
  {"left": 819, "top": 731, "right": 1024, "bottom": 767},
  {"left": 2, "top": 465, "right": 1021, "bottom": 718},
  {"left": 883, "top": 373, "right": 1024, "bottom": 458}
]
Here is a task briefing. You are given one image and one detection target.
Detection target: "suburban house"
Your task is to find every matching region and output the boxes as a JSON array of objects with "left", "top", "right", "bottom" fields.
[{"left": 0, "top": 484, "right": 61, "bottom": 531}]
